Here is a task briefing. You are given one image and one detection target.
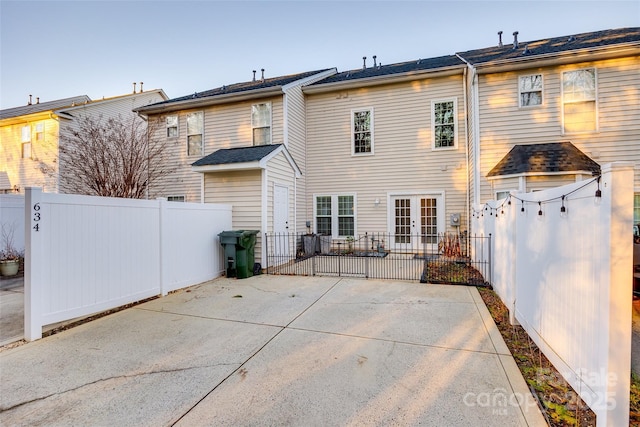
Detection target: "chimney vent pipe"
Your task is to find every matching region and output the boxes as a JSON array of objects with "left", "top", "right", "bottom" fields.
[
  {"left": 133, "top": 82, "right": 137, "bottom": 93},
  {"left": 261, "top": 68, "right": 265, "bottom": 82},
  {"left": 36, "top": 97, "right": 40, "bottom": 104},
  {"left": 512, "top": 31, "right": 519, "bottom": 49},
  {"left": 498, "top": 31, "right": 503, "bottom": 47},
  {"left": 362, "top": 56, "right": 367, "bottom": 70},
  {"left": 140, "top": 82, "right": 144, "bottom": 92},
  {"left": 373, "top": 55, "right": 377, "bottom": 67},
  {"left": 253, "top": 70, "right": 256, "bottom": 81},
  {"left": 28, "top": 95, "right": 32, "bottom": 105}
]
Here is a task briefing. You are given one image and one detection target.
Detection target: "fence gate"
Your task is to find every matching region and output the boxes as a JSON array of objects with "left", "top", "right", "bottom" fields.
[{"left": 264, "top": 232, "right": 491, "bottom": 285}]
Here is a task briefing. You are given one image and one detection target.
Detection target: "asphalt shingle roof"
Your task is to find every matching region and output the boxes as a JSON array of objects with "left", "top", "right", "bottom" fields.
[
  {"left": 487, "top": 142, "right": 601, "bottom": 177},
  {"left": 0, "top": 95, "right": 91, "bottom": 120},
  {"left": 457, "top": 27, "right": 640, "bottom": 65},
  {"left": 192, "top": 144, "right": 282, "bottom": 167},
  {"left": 308, "top": 55, "right": 464, "bottom": 85},
  {"left": 148, "top": 70, "right": 331, "bottom": 108}
]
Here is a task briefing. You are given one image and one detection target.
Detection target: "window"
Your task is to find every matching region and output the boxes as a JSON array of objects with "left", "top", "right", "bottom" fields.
[
  {"left": 186, "top": 112, "right": 203, "bottom": 156},
  {"left": 519, "top": 74, "right": 543, "bottom": 107},
  {"left": 563, "top": 68, "right": 597, "bottom": 133},
  {"left": 634, "top": 193, "right": 640, "bottom": 224},
  {"left": 21, "top": 125, "right": 31, "bottom": 159},
  {"left": 252, "top": 103, "right": 271, "bottom": 145},
  {"left": 496, "top": 191, "right": 512, "bottom": 201},
  {"left": 167, "top": 195, "right": 185, "bottom": 202},
  {"left": 166, "top": 115, "right": 178, "bottom": 138},
  {"left": 35, "top": 123, "right": 44, "bottom": 141},
  {"left": 352, "top": 108, "right": 373, "bottom": 155},
  {"left": 315, "top": 194, "right": 355, "bottom": 238},
  {"left": 432, "top": 99, "right": 457, "bottom": 149}
]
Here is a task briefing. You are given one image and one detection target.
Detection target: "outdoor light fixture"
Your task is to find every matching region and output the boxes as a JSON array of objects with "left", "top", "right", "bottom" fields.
[
  {"left": 538, "top": 201, "right": 543, "bottom": 216},
  {"left": 374, "top": 198, "right": 380, "bottom": 206},
  {"left": 560, "top": 195, "right": 567, "bottom": 218},
  {"left": 595, "top": 176, "right": 602, "bottom": 198}
]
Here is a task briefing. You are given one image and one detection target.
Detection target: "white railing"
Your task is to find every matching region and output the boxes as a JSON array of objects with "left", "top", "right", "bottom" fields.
[
  {"left": 24, "top": 188, "right": 232, "bottom": 341},
  {"left": 472, "top": 163, "right": 634, "bottom": 427},
  {"left": 0, "top": 194, "right": 26, "bottom": 252}
]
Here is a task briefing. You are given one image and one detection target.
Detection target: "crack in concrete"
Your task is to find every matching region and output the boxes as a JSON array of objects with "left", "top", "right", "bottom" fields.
[{"left": 0, "top": 362, "right": 240, "bottom": 413}]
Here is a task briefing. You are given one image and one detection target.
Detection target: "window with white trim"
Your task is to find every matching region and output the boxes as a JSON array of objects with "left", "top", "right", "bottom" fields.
[
  {"left": 252, "top": 102, "right": 271, "bottom": 145},
  {"left": 21, "top": 125, "right": 31, "bottom": 159},
  {"left": 35, "top": 122, "right": 44, "bottom": 141},
  {"left": 352, "top": 108, "right": 373, "bottom": 155},
  {"left": 519, "top": 74, "right": 543, "bottom": 107},
  {"left": 562, "top": 68, "right": 597, "bottom": 133},
  {"left": 186, "top": 112, "right": 203, "bottom": 156},
  {"left": 314, "top": 194, "right": 355, "bottom": 238},
  {"left": 167, "top": 195, "right": 185, "bottom": 202},
  {"left": 432, "top": 99, "right": 457, "bottom": 149},
  {"left": 634, "top": 193, "right": 640, "bottom": 224},
  {"left": 166, "top": 115, "right": 178, "bottom": 138}
]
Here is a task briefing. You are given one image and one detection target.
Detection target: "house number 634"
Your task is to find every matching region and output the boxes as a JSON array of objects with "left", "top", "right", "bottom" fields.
[{"left": 33, "top": 203, "right": 41, "bottom": 232}]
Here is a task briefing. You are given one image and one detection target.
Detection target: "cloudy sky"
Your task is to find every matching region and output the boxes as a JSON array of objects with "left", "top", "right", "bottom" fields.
[{"left": 1, "top": 0, "right": 638, "bottom": 109}]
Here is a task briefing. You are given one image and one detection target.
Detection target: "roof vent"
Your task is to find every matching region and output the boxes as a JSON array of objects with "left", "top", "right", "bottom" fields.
[
  {"left": 373, "top": 55, "right": 377, "bottom": 67},
  {"left": 512, "top": 31, "right": 519, "bottom": 49},
  {"left": 28, "top": 94, "right": 32, "bottom": 105},
  {"left": 362, "top": 56, "right": 367, "bottom": 70},
  {"left": 417, "top": 58, "right": 421, "bottom": 65},
  {"left": 253, "top": 70, "right": 256, "bottom": 81},
  {"left": 522, "top": 44, "right": 530, "bottom": 55},
  {"left": 568, "top": 35, "right": 576, "bottom": 42},
  {"left": 140, "top": 82, "right": 144, "bottom": 93},
  {"left": 261, "top": 68, "right": 265, "bottom": 82},
  {"left": 132, "top": 82, "right": 137, "bottom": 94},
  {"left": 36, "top": 97, "right": 40, "bottom": 104},
  {"left": 498, "top": 31, "right": 503, "bottom": 47}
]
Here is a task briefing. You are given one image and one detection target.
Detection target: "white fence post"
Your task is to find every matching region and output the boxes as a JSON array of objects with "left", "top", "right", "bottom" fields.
[
  {"left": 24, "top": 187, "right": 43, "bottom": 341},
  {"left": 158, "top": 198, "right": 168, "bottom": 296},
  {"left": 600, "top": 162, "right": 634, "bottom": 427}
]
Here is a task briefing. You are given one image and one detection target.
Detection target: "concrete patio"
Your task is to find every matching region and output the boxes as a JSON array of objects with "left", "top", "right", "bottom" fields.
[{"left": 0, "top": 275, "right": 545, "bottom": 426}]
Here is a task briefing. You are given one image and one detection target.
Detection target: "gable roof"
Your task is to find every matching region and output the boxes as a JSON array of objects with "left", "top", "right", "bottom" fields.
[
  {"left": 304, "top": 55, "right": 464, "bottom": 93},
  {"left": 136, "top": 69, "right": 333, "bottom": 114},
  {"left": 0, "top": 95, "right": 91, "bottom": 120},
  {"left": 191, "top": 144, "right": 301, "bottom": 177},
  {"left": 457, "top": 27, "right": 640, "bottom": 69},
  {"left": 487, "top": 142, "right": 601, "bottom": 178}
]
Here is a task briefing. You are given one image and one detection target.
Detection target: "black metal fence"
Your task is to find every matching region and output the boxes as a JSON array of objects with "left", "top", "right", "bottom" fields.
[{"left": 264, "top": 232, "right": 491, "bottom": 286}]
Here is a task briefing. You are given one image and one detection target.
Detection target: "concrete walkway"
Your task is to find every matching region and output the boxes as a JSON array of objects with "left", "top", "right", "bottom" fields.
[
  {"left": 0, "top": 276, "right": 24, "bottom": 345},
  {"left": 0, "top": 275, "right": 545, "bottom": 426}
]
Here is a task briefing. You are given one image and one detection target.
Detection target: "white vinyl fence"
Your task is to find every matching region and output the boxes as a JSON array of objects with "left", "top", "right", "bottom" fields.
[
  {"left": 472, "top": 163, "right": 634, "bottom": 427},
  {"left": 24, "top": 188, "right": 232, "bottom": 341},
  {"left": 0, "top": 194, "right": 26, "bottom": 252}
]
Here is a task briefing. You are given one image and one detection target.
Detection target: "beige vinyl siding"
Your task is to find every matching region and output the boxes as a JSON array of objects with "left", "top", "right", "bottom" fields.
[
  {"left": 148, "top": 96, "right": 285, "bottom": 202},
  {"left": 305, "top": 75, "right": 468, "bottom": 233},
  {"left": 283, "top": 86, "right": 308, "bottom": 233},
  {"left": 266, "top": 151, "right": 296, "bottom": 234},
  {"left": 204, "top": 170, "right": 263, "bottom": 262},
  {"left": 477, "top": 56, "right": 640, "bottom": 204},
  {"left": 0, "top": 115, "right": 60, "bottom": 193}
]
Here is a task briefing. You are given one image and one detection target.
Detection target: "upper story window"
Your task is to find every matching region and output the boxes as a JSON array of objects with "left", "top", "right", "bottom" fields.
[
  {"left": 35, "top": 123, "right": 44, "bottom": 141},
  {"left": 562, "top": 68, "right": 597, "bottom": 133},
  {"left": 167, "top": 195, "right": 185, "bottom": 202},
  {"left": 314, "top": 194, "right": 355, "bottom": 238},
  {"left": 352, "top": 108, "right": 373, "bottom": 155},
  {"left": 519, "top": 74, "right": 543, "bottom": 107},
  {"left": 252, "top": 102, "right": 271, "bottom": 145},
  {"left": 166, "top": 115, "right": 178, "bottom": 138},
  {"left": 432, "top": 99, "right": 457, "bottom": 149},
  {"left": 186, "top": 112, "right": 203, "bottom": 156},
  {"left": 21, "top": 125, "right": 31, "bottom": 159}
]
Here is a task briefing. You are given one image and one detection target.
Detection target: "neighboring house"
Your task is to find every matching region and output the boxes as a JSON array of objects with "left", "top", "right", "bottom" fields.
[
  {"left": 456, "top": 28, "right": 640, "bottom": 214},
  {"left": 0, "top": 88, "right": 168, "bottom": 194},
  {"left": 135, "top": 69, "right": 337, "bottom": 262}
]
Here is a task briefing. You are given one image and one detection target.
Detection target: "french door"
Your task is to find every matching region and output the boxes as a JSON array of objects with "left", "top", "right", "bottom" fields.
[{"left": 390, "top": 195, "right": 441, "bottom": 252}]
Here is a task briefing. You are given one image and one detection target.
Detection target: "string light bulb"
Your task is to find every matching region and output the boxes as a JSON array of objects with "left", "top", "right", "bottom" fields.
[
  {"left": 538, "top": 201, "right": 543, "bottom": 216},
  {"left": 560, "top": 195, "right": 567, "bottom": 218}
]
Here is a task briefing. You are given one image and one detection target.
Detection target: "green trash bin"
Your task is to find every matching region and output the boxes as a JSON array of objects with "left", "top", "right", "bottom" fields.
[{"left": 218, "top": 230, "right": 259, "bottom": 279}]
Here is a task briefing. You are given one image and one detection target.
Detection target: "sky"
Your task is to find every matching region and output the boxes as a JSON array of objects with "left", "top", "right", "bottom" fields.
[{"left": 1, "top": 0, "right": 638, "bottom": 110}]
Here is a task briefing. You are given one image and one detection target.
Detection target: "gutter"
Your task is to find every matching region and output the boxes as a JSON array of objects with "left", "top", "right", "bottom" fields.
[
  {"left": 302, "top": 65, "right": 465, "bottom": 94},
  {"left": 135, "top": 86, "right": 284, "bottom": 115}
]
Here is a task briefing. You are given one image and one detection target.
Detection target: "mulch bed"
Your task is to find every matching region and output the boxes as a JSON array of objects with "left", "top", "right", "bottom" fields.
[{"left": 478, "top": 287, "right": 596, "bottom": 426}]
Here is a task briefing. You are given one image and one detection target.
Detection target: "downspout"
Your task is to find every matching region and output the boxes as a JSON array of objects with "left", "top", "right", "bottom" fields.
[
  {"left": 460, "top": 66, "right": 470, "bottom": 234},
  {"left": 136, "top": 112, "right": 151, "bottom": 200}
]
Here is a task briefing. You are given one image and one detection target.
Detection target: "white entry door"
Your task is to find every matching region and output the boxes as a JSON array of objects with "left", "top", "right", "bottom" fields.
[
  {"left": 390, "top": 195, "right": 441, "bottom": 252},
  {"left": 273, "top": 184, "right": 290, "bottom": 258}
]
